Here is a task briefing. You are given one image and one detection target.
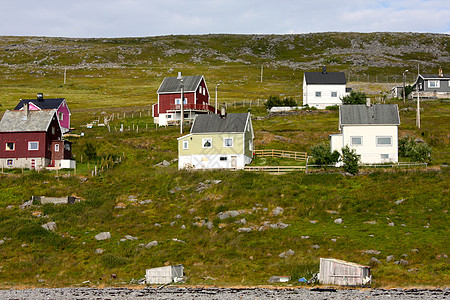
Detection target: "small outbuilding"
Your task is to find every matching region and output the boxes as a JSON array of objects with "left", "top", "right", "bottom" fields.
[
  {"left": 318, "top": 258, "right": 371, "bottom": 286},
  {"left": 145, "top": 265, "right": 184, "bottom": 284}
]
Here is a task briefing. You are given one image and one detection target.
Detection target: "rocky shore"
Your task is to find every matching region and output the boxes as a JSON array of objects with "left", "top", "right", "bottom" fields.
[{"left": 0, "top": 287, "right": 448, "bottom": 300}]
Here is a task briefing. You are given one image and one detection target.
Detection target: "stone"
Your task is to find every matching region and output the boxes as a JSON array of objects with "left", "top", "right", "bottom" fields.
[
  {"left": 272, "top": 206, "right": 284, "bottom": 216},
  {"left": 279, "top": 249, "right": 295, "bottom": 258},
  {"left": 311, "top": 244, "right": 320, "bottom": 249},
  {"left": 188, "top": 208, "right": 196, "bottom": 214},
  {"left": 115, "top": 203, "right": 126, "bottom": 209},
  {"left": 146, "top": 241, "right": 158, "bottom": 248},
  {"left": 154, "top": 223, "right": 161, "bottom": 227},
  {"left": 237, "top": 227, "right": 252, "bottom": 233},
  {"left": 369, "top": 257, "right": 381, "bottom": 265},
  {"left": 181, "top": 225, "right": 186, "bottom": 229},
  {"left": 95, "top": 248, "right": 104, "bottom": 254},
  {"left": 394, "top": 259, "right": 409, "bottom": 266},
  {"left": 386, "top": 255, "right": 395, "bottom": 262},
  {"left": 41, "top": 222, "right": 57, "bottom": 232},
  {"left": 331, "top": 238, "right": 337, "bottom": 242},
  {"left": 175, "top": 214, "right": 182, "bottom": 219},
  {"left": 334, "top": 218, "right": 343, "bottom": 224},
  {"left": 395, "top": 199, "right": 405, "bottom": 205},
  {"left": 365, "top": 221, "right": 377, "bottom": 224},
  {"left": 235, "top": 218, "right": 247, "bottom": 225},
  {"left": 124, "top": 235, "right": 138, "bottom": 240},
  {"left": 364, "top": 249, "right": 381, "bottom": 255},
  {"left": 6, "top": 205, "right": 14, "bottom": 210},
  {"left": 205, "top": 222, "right": 214, "bottom": 229},
  {"left": 411, "top": 248, "right": 419, "bottom": 253},
  {"left": 139, "top": 199, "right": 152, "bottom": 205},
  {"left": 0, "top": 240, "right": 4, "bottom": 245},
  {"left": 95, "top": 232, "right": 111, "bottom": 241},
  {"left": 301, "top": 236, "right": 310, "bottom": 239},
  {"left": 19, "top": 200, "right": 33, "bottom": 209},
  {"left": 388, "top": 222, "right": 395, "bottom": 226},
  {"left": 309, "top": 220, "right": 318, "bottom": 224}
]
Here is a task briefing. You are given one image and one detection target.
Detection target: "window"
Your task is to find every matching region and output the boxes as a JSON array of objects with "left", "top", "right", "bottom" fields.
[
  {"left": 202, "top": 138, "right": 212, "bottom": 148},
  {"left": 52, "top": 126, "right": 55, "bottom": 135},
  {"left": 7, "top": 159, "right": 13, "bottom": 166},
  {"left": 5, "top": 142, "right": 15, "bottom": 151},
  {"left": 167, "top": 114, "right": 172, "bottom": 119},
  {"left": 428, "top": 80, "right": 440, "bottom": 88},
  {"left": 203, "top": 87, "right": 205, "bottom": 96},
  {"left": 249, "top": 141, "right": 253, "bottom": 151},
  {"left": 183, "top": 140, "right": 189, "bottom": 150},
  {"left": 350, "top": 136, "right": 362, "bottom": 146},
  {"left": 223, "top": 138, "right": 233, "bottom": 147},
  {"left": 220, "top": 156, "right": 227, "bottom": 161},
  {"left": 58, "top": 112, "right": 64, "bottom": 121},
  {"left": 55, "top": 144, "right": 60, "bottom": 152},
  {"left": 315, "top": 91, "right": 322, "bottom": 97},
  {"left": 380, "top": 154, "right": 389, "bottom": 159},
  {"left": 28, "top": 141, "right": 39, "bottom": 151},
  {"left": 331, "top": 92, "right": 337, "bottom": 97},
  {"left": 175, "top": 98, "right": 187, "bottom": 105},
  {"left": 376, "top": 136, "right": 392, "bottom": 146}
]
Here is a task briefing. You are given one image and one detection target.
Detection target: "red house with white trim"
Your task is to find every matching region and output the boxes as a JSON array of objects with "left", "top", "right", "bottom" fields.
[
  {"left": 14, "top": 93, "right": 71, "bottom": 133},
  {"left": 152, "top": 73, "right": 216, "bottom": 126},
  {"left": 0, "top": 105, "right": 75, "bottom": 170}
]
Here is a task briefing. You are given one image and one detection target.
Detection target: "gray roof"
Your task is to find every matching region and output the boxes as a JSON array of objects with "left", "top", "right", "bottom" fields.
[
  {"left": 304, "top": 72, "right": 346, "bottom": 85},
  {"left": 419, "top": 74, "right": 450, "bottom": 79},
  {"left": 340, "top": 104, "right": 400, "bottom": 125},
  {"left": 191, "top": 113, "right": 249, "bottom": 133},
  {"left": 157, "top": 75, "right": 204, "bottom": 94},
  {"left": 0, "top": 109, "right": 57, "bottom": 132},
  {"left": 14, "top": 98, "right": 65, "bottom": 110}
]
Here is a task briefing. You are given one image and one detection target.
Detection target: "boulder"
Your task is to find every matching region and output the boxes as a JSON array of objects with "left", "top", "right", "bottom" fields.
[
  {"left": 146, "top": 241, "right": 158, "bottom": 248},
  {"left": 334, "top": 218, "right": 343, "bottom": 224},
  {"left": 95, "top": 248, "right": 104, "bottom": 254},
  {"left": 95, "top": 232, "right": 111, "bottom": 241},
  {"left": 41, "top": 221, "right": 57, "bottom": 232},
  {"left": 272, "top": 206, "right": 284, "bottom": 216}
]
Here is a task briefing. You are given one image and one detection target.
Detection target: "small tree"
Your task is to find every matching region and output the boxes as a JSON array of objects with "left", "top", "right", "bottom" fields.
[
  {"left": 265, "top": 95, "right": 297, "bottom": 110},
  {"left": 400, "top": 85, "right": 414, "bottom": 100},
  {"left": 341, "top": 91, "right": 367, "bottom": 105},
  {"left": 341, "top": 145, "right": 360, "bottom": 175},
  {"left": 399, "top": 136, "right": 432, "bottom": 163},
  {"left": 310, "top": 143, "right": 340, "bottom": 166}
]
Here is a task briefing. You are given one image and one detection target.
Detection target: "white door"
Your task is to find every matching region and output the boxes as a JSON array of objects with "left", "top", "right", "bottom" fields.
[{"left": 231, "top": 156, "right": 237, "bottom": 168}]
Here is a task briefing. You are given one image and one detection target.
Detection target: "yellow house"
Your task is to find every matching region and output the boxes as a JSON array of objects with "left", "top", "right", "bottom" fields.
[{"left": 177, "top": 112, "right": 254, "bottom": 169}]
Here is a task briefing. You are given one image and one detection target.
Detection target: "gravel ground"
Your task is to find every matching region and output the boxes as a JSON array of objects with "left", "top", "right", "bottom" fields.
[{"left": 0, "top": 287, "right": 448, "bottom": 300}]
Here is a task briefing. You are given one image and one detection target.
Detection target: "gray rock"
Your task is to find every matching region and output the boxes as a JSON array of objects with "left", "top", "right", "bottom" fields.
[
  {"left": 334, "top": 218, "right": 343, "bottom": 224},
  {"left": 309, "top": 220, "right": 318, "bottom": 224},
  {"left": 228, "top": 210, "right": 240, "bottom": 218},
  {"left": 279, "top": 249, "right": 295, "bottom": 258},
  {"left": 139, "top": 199, "right": 152, "bottom": 205},
  {"left": 370, "top": 257, "right": 381, "bottom": 265},
  {"left": 0, "top": 240, "right": 4, "bottom": 245},
  {"left": 235, "top": 218, "right": 247, "bottom": 225},
  {"left": 6, "top": 205, "right": 14, "bottom": 210},
  {"left": 411, "top": 248, "right": 419, "bottom": 253},
  {"left": 175, "top": 214, "right": 182, "bottom": 219},
  {"left": 364, "top": 249, "right": 381, "bottom": 255},
  {"left": 311, "top": 244, "right": 320, "bottom": 249},
  {"left": 237, "top": 227, "right": 252, "bottom": 233},
  {"left": 154, "top": 223, "right": 161, "bottom": 227},
  {"left": 272, "top": 206, "right": 284, "bottom": 216},
  {"left": 181, "top": 225, "right": 186, "bottom": 229},
  {"left": 95, "top": 232, "right": 111, "bottom": 241},
  {"left": 301, "top": 235, "right": 310, "bottom": 239},
  {"left": 95, "top": 248, "right": 104, "bottom": 254},
  {"left": 205, "top": 222, "right": 214, "bottom": 229},
  {"left": 386, "top": 255, "right": 395, "bottom": 262},
  {"left": 188, "top": 208, "right": 196, "bottom": 214},
  {"left": 395, "top": 199, "right": 406, "bottom": 205},
  {"left": 170, "top": 221, "right": 176, "bottom": 226},
  {"left": 146, "top": 241, "right": 158, "bottom": 248},
  {"left": 394, "top": 259, "right": 409, "bottom": 266},
  {"left": 124, "top": 235, "right": 138, "bottom": 240},
  {"left": 19, "top": 200, "right": 33, "bottom": 209},
  {"left": 331, "top": 238, "right": 337, "bottom": 242},
  {"left": 41, "top": 221, "right": 57, "bottom": 232},
  {"left": 388, "top": 222, "right": 395, "bottom": 226}
]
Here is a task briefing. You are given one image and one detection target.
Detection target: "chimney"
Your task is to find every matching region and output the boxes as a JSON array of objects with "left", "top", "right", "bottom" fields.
[
  {"left": 177, "top": 72, "right": 182, "bottom": 79},
  {"left": 23, "top": 102, "right": 29, "bottom": 117},
  {"left": 322, "top": 65, "right": 327, "bottom": 74},
  {"left": 220, "top": 106, "right": 227, "bottom": 118},
  {"left": 438, "top": 67, "right": 443, "bottom": 77},
  {"left": 366, "top": 98, "right": 371, "bottom": 107},
  {"left": 37, "top": 93, "right": 44, "bottom": 101}
]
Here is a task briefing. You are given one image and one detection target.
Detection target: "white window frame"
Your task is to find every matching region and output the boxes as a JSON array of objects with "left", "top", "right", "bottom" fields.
[
  {"left": 28, "top": 141, "right": 39, "bottom": 151},
  {"left": 315, "top": 91, "right": 322, "bottom": 97},
  {"left": 55, "top": 144, "right": 60, "bottom": 152},
  {"left": 7, "top": 159, "right": 13, "bottom": 166},
  {"left": 5, "top": 142, "right": 15, "bottom": 151},
  {"left": 350, "top": 136, "right": 363, "bottom": 146},
  {"left": 59, "top": 112, "right": 64, "bottom": 121},
  {"left": 428, "top": 80, "right": 440, "bottom": 88},
  {"left": 331, "top": 91, "right": 337, "bottom": 97},
  {"left": 182, "top": 140, "right": 189, "bottom": 150},
  {"left": 175, "top": 98, "right": 187, "bottom": 105},
  {"left": 202, "top": 138, "right": 212, "bottom": 148},
  {"left": 376, "top": 136, "right": 392, "bottom": 147},
  {"left": 223, "top": 137, "right": 233, "bottom": 147}
]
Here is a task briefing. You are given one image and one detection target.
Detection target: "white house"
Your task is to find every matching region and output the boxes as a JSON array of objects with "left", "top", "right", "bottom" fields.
[
  {"left": 330, "top": 103, "right": 400, "bottom": 164},
  {"left": 177, "top": 110, "right": 254, "bottom": 170},
  {"left": 303, "top": 66, "right": 349, "bottom": 109}
]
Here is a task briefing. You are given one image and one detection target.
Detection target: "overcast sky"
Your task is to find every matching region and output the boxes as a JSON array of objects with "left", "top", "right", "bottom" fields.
[{"left": 1, "top": 0, "right": 449, "bottom": 38}]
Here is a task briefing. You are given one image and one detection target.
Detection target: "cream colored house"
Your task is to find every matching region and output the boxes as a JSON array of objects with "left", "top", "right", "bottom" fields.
[
  {"left": 178, "top": 112, "right": 254, "bottom": 170},
  {"left": 330, "top": 103, "right": 400, "bottom": 164}
]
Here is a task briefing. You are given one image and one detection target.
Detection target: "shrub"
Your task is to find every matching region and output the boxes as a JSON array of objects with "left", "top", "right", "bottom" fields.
[
  {"left": 399, "top": 136, "right": 432, "bottom": 162},
  {"left": 325, "top": 105, "right": 339, "bottom": 110},
  {"left": 101, "top": 254, "right": 129, "bottom": 268},
  {"left": 341, "top": 145, "right": 360, "bottom": 175},
  {"left": 310, "top": 143, "right": 340, "bottom": 166},
  {"left": 83, "top": 142, "right": 97, "bottom": 161},
  {"left": 341, "top": 91, "right": 367, "bottom": 105},
  {"left": 265, "top": 95, "right": 297, "bottom": 110}
]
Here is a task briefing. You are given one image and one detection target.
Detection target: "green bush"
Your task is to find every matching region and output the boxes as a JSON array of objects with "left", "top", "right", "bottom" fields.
[
  {"left": 100, "top": 254, "right": 129, "bottom": 268},
  {"left": 325, "top": 105, "right": 339, "bottom": 110},
  {"left": 399, "top": 136, "right": 432, "bottom": 162},
  {"left": 341, "top": 145, "right": 360, "bottom": 174},
  {"left": 310, "top": 143, "right": 340, "bottom": 166},
  {"left": 341, "top": 91, "right": 367, "bottom": 105},
  {"left": 83, "top": 142, "right": 97, "bottom": 161},
  {"left": 265, "top": 96, "right": 297, "bottom": 110}
]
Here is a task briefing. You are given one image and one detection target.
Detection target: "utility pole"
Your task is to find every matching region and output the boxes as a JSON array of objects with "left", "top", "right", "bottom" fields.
[
  {"left": 180, "top": 78, "right": 184, "bottom": 134},
  {"left": 215, "top": 84, "right": 220, "bottom": 114},
  {"left": 402, "top": 69, "right": 408, "bottom": 104},
  {"left": 260, "top": 65, "right": 263, "bottom": 83},
  {"left": 64, "top": 68, "right": 67, "bottom": 85},
  {"left": 416, "top": 64, "right": 420, "bottom": 128}
]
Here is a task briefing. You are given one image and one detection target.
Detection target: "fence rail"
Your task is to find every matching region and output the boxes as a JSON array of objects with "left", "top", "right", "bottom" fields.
[
  {"left": 254, "top": 149, "right": 308, "bottom": 161},
  {"left": 243, "top": 166, "right": 306, "bottom": 173}
]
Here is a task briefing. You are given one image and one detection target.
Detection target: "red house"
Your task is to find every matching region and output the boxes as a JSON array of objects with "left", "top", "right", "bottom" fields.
[
  {"left": 152, "top": 73, "right": 216, "bottom": 126},
  {"left": 0, "top": 104, "right": 75, "bottom": 170},
  {"left": 14, "top": 93, "right": 71, "bottom": 133}
]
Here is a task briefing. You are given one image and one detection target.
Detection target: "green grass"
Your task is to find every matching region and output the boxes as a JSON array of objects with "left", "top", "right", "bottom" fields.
[{"left": 0, "top": 33, "right": 449, "bottom": 288}]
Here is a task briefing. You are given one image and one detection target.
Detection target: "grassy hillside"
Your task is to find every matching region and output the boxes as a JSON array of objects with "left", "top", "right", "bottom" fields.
[{"left": 0, "top": 33, "right": 449, "bottom": 288}]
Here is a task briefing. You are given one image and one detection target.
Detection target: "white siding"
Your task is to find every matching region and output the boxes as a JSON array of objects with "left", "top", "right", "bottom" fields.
[
  {"left": 303, "top": 81, "right": 347, "bottom": 109},
  {"left": 178, "top": 154, "right": 247, "bottom": 170},
  {"left": 331, "top": 125, "right": 398, "bottom": 164}
]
